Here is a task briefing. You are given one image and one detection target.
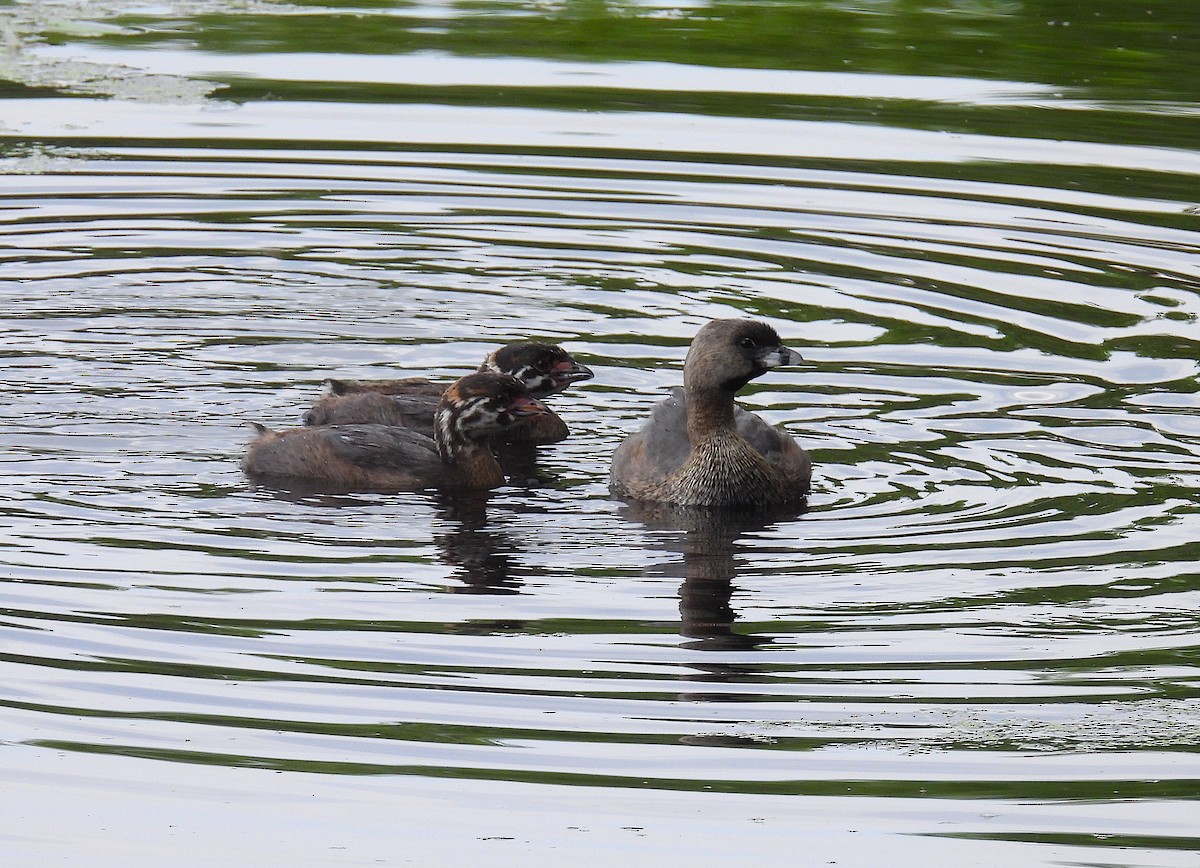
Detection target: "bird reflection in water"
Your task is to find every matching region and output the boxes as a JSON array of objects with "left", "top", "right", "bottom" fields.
[
  {"left": 619, "top": 500, "right": 806, "bottom": 746},
  {"left": 618, "top": 500, "right": 806, "bottom": 659},
  {"left": 434, "top": 491, "right": 525, "bottom": 595},
  {"left": 244, "top": 483, "right": 530, "bottom": 595}
]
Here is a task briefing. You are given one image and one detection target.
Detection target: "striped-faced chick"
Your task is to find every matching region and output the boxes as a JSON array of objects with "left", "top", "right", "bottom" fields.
[
  {"left": 478, "top": 343, "right": 594, "bottom": 399},
  {"left": 433, "top": 373, "right": 551, "bottom": 462}
]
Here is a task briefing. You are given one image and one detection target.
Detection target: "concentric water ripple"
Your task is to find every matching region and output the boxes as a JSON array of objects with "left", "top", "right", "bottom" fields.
[{"left": 3, "top": 2, "right": 1200, "bottom": 862}]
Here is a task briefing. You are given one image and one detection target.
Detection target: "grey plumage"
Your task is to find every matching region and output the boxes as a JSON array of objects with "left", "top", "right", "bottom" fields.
[{"left": 610, "top": 319, "right": 810, "bottom": 509}]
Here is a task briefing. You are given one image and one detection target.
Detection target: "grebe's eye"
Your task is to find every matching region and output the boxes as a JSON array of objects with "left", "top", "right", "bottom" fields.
[{"left": 738, "top": 336, "right": 757, "bottom": 349}]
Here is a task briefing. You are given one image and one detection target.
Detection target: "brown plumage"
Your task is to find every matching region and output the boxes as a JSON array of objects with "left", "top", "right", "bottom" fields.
[
  {"left": 304, "top": 343, "right": 592, "bottom": 445},
  {"left": 243, "top": 373, "right": 550, "bottom": 491},
  {"left": 610, "top": 319, "right": 810, "bottom": 508}
]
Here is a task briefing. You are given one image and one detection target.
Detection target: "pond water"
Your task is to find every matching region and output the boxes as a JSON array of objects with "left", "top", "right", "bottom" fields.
[{"left": 2, "top": 0, "right": 1199, "bottom": 864}]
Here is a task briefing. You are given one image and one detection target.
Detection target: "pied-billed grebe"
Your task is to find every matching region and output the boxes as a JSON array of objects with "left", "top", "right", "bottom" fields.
[
  {"left": 304, "top": 343, "right": 593, "bottom": 445},
  {"left": 610, "top": 319, "right": 810, "bottom": 508},
  {"left": 244, "top": 373, "right": 550, "bottom": 491}
]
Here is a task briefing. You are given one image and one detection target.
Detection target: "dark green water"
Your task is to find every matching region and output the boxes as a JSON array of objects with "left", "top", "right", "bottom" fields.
[{"left": 1, "top": 1, "right": 1198, "bottom": 864}]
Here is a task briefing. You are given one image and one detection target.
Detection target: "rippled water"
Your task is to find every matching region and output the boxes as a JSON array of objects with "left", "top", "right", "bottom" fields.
[{"left": 3, "top": 1, "right": 1199, "bottom": 864}]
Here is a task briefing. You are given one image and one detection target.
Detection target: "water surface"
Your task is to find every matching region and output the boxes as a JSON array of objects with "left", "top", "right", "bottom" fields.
[{"left": 2, "top": 1, "right": 1199, "bottom": 864}]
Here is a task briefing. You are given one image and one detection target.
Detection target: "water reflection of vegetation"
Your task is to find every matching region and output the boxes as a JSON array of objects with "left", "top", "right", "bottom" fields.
[
  {"left": 23, "top": 739, "right": 1200, "bottom": 802},
  {"left": 78, "top": 0, "right": 1200, "bottom": 101}
]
